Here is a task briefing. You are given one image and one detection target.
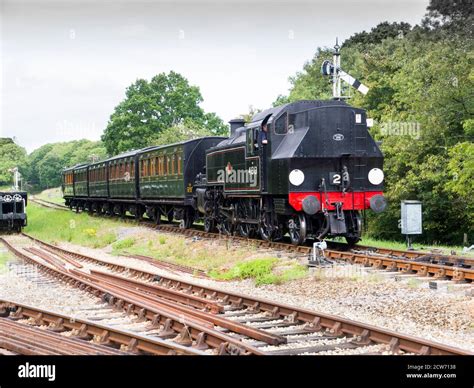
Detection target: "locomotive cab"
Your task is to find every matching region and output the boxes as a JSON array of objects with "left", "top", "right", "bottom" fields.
[{"left": 267, "top": 100, "right": 386, "bottom": 244}]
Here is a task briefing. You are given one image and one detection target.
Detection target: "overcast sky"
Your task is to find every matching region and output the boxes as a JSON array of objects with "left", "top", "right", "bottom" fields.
[{"left": 1, "top": 0, "right": 429, "bottom": 152}]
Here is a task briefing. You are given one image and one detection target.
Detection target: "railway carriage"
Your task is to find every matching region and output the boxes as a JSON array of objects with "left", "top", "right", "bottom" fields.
[
  {"left": 137, "top": 138, "right": 225, "bottom": 227},
  {"left": 62, "top": 137, "right": 225, "bottom": 227},
  {"left": 62, "top": 167, "right": 74, "bottom": 198}
]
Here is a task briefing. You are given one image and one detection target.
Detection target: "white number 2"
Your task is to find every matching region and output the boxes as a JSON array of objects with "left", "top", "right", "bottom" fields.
[{"left": 332, "top": 174, "right": 341, "bottom": 184}]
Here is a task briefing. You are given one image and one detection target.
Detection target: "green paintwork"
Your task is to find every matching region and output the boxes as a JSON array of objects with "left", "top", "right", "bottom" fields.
[
  {"left": 139, "top": 145, "right": 185, "bottom": 199},
  {"left": 89, "top": 181, "right": 107, "bottom": 197},
  {"left": 74, "top": 167, "right": 88, "bottom": 197},
  {"left": 109, "top": 156, "right": 136, "bottom": 198},
  {"left": 206, "top": 145, "right": 261, "bottom": 193}
]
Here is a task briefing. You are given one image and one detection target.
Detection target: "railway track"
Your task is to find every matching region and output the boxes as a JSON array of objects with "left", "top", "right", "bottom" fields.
[
  {"left": 1, "top": 234, "right": 470, "bottom": 355},
  {"left": 138, "top": 223, "right": 474, "bottom": 284},
  {"left": 0, "top": 299, "right": 204, "bottom": 355},
  {"left": 31, "top": 195, "right": 474, "bottom": 283},
  {"left": 30, "top": 197, "right": 69, "bottom": 211}
]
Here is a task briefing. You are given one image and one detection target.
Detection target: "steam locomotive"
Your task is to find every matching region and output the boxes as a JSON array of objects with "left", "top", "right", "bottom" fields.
[{"left": 63, "top": 99, "right": 386, "bottom": 246}]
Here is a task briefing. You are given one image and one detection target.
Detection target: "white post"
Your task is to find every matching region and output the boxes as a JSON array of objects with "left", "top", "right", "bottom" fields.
[{"left": 332, "top": 40, "right": 341, "bottom": 98}]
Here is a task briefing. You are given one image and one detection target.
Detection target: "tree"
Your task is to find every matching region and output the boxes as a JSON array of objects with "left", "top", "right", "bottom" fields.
[
  {"left": 26, "top": 140, "right": 107, "bottom": 189},
  {"left": 239, "top": 105, "right": 262, "bottom": 123},
  {"left": 343, "top": 22, "right": 412, "bottom": 48},
  {"left": 0, "top": 138, "right": 27, "bottom": 186},
  {"left": 422, "top": 0, "right": 473, "bottom": 36},
  {"left": 150, "top": 119, "right": 224, "bottom": 146},
  {"left": 427, "top": 0, "right": 473, "bottom": 20},
  {"left": 101, "top": 71, "right": 227, "bottom": 155}
]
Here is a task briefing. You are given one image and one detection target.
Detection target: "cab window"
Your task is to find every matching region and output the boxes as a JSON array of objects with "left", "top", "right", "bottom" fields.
[
  {"left": 275, "top": 113, "right": 288, "bottom": 134},
  {"left": 246, "top": 127, "right": 257, "bottom": 154}
]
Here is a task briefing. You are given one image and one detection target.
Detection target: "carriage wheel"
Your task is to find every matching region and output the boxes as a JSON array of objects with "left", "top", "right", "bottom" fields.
[
  {"left": 179, "top": 211, "right": 194, "bottom": 229},
  {"left": 154, "top": 209, "right": 161, "bottom": 225}
]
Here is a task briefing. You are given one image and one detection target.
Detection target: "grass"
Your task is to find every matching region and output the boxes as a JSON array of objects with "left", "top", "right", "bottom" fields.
[
  {"left": 112, "top": 237, "right": 136, "bottom": 251},
  {"left": 35, "top": 187, "right": 65, "bottom": 205},
  {"left": 114, "top": 235, "right": 252, "bottom": 271},
  {"left": 209, "top": 258, "right": 308, "bottom": 286},
  {"left": 24, "top": 202, "right": 119, "bottom": 248}
]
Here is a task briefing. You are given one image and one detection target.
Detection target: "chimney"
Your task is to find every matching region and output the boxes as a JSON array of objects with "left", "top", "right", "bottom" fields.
[{"left": 229, "top": 118, "right": 246, "bottom": 137}]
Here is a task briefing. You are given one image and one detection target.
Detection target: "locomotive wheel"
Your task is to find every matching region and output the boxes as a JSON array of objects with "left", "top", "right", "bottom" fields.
[
  {"left": 272, "top": 227, "right": 284, "bottom": 242},
  {"left": 219, "top": 219, "right": 234, "bottom": 236},
  {"left": 204, "top": 217, "right": 216, "bottom": 233},
  {"left": 237, "top": 223, "right": 254, "bottom": 238},
  {"left": 288, "top": 214, "right": 307, "bottom": 245},
  {"left": 345, "top": 236, "right": 360, "bottom": 247},
  {"left": 259, "top": 214, "right": 274, "bottom": 242}
]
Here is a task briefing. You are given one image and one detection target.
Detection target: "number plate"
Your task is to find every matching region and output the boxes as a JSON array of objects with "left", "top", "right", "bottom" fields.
[{"left": 329, "top": 172, "right": 341, "bottom": 185}]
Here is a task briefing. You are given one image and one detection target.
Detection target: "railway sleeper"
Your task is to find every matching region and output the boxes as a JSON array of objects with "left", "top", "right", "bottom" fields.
[{"left": 265, "top": 341, "right": 359, "bottom": 355}]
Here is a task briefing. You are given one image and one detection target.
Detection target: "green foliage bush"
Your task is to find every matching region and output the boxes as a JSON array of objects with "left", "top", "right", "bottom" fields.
[{"left": 112, "top": 237, "right": 136, "bottom": 250}]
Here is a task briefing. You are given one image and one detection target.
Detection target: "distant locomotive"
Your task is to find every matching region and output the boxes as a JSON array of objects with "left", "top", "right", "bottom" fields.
[
  {"left": 63, "top": 100, "right": 386, "bottom": 246},
  {"left": 0, "top": 191, "right": 27, "bottom": 232}
]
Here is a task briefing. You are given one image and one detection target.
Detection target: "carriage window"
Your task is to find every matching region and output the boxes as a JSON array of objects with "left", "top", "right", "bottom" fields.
[
  {"left": 275, "top": 113, "right": 288, "bottom": 134},
  {"left": 171, "top": 154, "right": 175, "bottom": 175},
  {"left": 178, "top": 155, "right": 182, "bottom": 175}
]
